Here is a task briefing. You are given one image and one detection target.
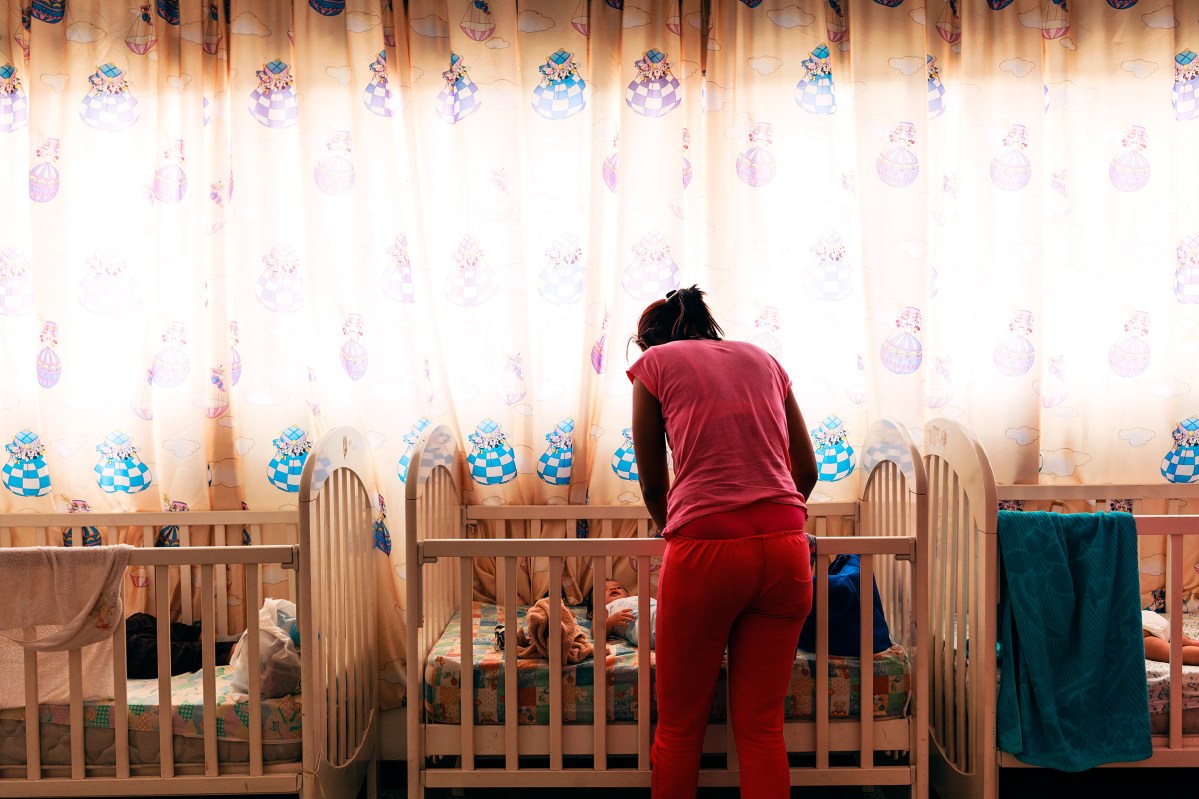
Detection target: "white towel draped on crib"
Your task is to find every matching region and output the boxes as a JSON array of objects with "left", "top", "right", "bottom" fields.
[{"left": 0, "top": 544, "right": 133, "bottom": 709}]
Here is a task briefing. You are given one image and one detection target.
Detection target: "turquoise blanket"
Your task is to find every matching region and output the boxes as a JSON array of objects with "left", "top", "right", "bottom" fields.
[{"left": 996, "top": 510, "right": 1151, "bottom": 770}]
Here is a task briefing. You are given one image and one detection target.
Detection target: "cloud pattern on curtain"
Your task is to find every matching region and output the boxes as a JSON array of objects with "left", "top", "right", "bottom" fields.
[{"left": 2, "top": 0, "right": 1199, "bottom": 707}]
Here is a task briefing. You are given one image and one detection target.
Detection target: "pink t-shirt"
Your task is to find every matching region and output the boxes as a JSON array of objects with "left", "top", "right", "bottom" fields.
[{"left": 626, "top": 339, "right": 807, "bottom": 533}]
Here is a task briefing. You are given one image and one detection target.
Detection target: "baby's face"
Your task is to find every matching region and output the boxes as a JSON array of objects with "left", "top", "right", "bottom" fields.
[{"left": 605, "top": 580, "right": 630, "bottom": 602}]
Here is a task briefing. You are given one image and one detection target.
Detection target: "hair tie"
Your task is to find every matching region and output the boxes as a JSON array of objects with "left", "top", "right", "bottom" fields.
[{"left": 664, "top": 289, "right": 677, "bottom": 299}]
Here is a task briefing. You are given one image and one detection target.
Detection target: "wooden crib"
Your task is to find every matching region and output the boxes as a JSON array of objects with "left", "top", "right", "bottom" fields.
[
  {"left": 405, "top": 419, "right": 929, "bottom": 798},
  {"left": 0, "top": 426, "right": 378, "bottom": 799},
  {"left": 924, "top": 417, "right": 1199, "bottom": 799}
]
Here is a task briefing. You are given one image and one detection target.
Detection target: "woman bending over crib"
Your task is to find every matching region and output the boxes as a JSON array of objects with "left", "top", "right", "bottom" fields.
[{"left": 1142, "top": 609, "right": 1199, "bottom": 665}]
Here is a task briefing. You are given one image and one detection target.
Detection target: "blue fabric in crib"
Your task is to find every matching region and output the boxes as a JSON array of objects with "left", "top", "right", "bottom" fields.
[{"left": 996, "top": 510, "right": 1151, "bottom": 770}]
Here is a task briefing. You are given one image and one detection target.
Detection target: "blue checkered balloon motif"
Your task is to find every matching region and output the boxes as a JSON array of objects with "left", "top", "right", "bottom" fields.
[
  {"left": 532, "top": 50, "right": 587, "bottom": 121},
  {"left": 623, "top": 231, "right": 679, "bottom": 300},
  {"left": 813, "top": 415, "right": 856, "bottom": 482},
  {"left": 94, "top": 431, "right": 152, "bottom": 494},
  {"left": 537, "top": 418, "right": 574, "bottom": 485},
  {"left": 467, "top": 419, "right": 517, "bottom": 485},
  {"left": 436, "top": 53, "right": 482, "bottom": 124},
  {"left": 539, "top": 234, "right": 586, "bottom": 305},
  {"left": 927, "top": 55, "right": 946, "bottom": 119},
  {"left": 363, "top": 50, "right": 394, "bottom": 117},
  {"left": 248, "top": 60, "right": 298, "bottom": 129},
  {"left": 268, "top": 426, "right": 311, "bottom": 493},
  {"left": 3, "top": 429, "right": 51, "bottom": 497},
  {"left": 1161, "top": 417, "right": 1199, "bottom": 483},
  {"left": 612, "top": 427, "right": 639, "bottom": 481},
  {"left": 1173, "top": 50, "right": 1199, "bottom": 122},
  {"left": 796, "top": 45, "right": 836, "bottom": 115},
  {"left": 625, "top": 49, "right": 681, "bottom": 118},
  {"left": 79, "top": 63, "right": 139, "bottom": 132},
  {"left": 397, "top": 417, "right": 432, "bottom": 483},
  {"left": 0, "top": 65, "right": 29, "bottom": 133}
]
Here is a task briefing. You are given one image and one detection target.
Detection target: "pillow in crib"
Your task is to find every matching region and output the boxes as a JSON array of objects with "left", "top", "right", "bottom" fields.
[{"left": 797, "top": 554, "right": 893, "bottom": 656}]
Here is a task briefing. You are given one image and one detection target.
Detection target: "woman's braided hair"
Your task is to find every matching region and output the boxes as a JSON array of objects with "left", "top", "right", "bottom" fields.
[{"left": 632, "top": 285, "right": 725, "bottom": 351}]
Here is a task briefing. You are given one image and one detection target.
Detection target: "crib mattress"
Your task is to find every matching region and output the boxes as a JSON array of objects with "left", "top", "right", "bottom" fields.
[
  {"left": 424, "top": 602, "right": 911, "bottom": 725},
  {"left": 1146, "top": 614, "right": 1199, "bottom": 718},
  {"left": 0, "top": 665, "right": 303, "bottom": 744}
]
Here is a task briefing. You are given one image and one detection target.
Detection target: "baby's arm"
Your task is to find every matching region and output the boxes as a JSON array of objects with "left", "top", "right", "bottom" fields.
[{"left": 606, "top": 608, "right": 635, "bottom": 638}]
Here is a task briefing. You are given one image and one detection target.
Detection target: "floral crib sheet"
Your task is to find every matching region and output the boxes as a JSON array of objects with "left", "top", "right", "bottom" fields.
[
  {"left": 0, "top": 665, "right": 302, "bottom": 742},
  {"left": 424, "top": 602, "right": 911, "bottom": 725}
]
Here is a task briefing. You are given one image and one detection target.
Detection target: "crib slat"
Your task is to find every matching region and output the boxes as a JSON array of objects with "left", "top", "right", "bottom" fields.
[
  {"left": 549, "top": 556, "right": 563, "bottom": 772},
  {"left": 593, "top": 555, "right": 608, "bottom": 770},
  {"left": 1169, "top": 533, "right": 1183, "bottom": 749},
  {"left": 460, "top": 555, "right": 475, "bottom": 770},
  {"left": 503, "top": 556, "right": 519, "bottom": 771},
  {"left": 155, "top": 565, "right": 175, "bottom": 778},
  {"left": 245, "top": 564, "right": 263, "bottom": 775},
  {"left": 636, "top": 554, "right": 650, "bottom": 772},
  {"left": 859, "top": 553, "right": 874, "bottom": 767},
  {"left": 24, "top": 649, "right": 40, "bottom": 780},
  {"left": 180, "top": 525, "right": 194, "bottom": 625},
  {"left": 215, "top": 525, "right": 229, "bottom": 637},
  {"left": 815, "top": 556, "right": 830, "bottom": 769},
  {"left": 201, "top": 563, "right": 219, "bottom": 775},
  {"left": 113, "top": 612, "right": 130, "bottom": 778},
  {"left": 68, "top": 648, "right": 84, "bottom": 780}
]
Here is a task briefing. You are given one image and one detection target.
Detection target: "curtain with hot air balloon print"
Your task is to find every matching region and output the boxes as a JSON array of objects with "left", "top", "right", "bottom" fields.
[{"left": 2, "top": 0, "right": 1199, "bottom": 709}]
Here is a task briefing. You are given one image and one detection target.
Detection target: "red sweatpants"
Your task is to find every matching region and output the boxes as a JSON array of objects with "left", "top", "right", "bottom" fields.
[{"left": 650, "top": 528, "right": 812, "bottom": 799}]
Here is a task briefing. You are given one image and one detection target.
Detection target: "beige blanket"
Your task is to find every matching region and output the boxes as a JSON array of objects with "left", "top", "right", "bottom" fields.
[{"left": 515, "top": 598, "right": 598, "bottom": 664}]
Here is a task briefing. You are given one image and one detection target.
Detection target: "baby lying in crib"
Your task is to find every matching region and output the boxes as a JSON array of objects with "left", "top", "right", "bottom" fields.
[
  {"left": 593, "top": 579, "right": 656, "bottom": 649},
  {"left": 1141, "top": 609, "right": 1199, "bottom": 665}
]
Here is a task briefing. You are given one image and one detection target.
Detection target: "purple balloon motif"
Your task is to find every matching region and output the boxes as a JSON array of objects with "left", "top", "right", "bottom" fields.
[
  {"left": 937, "top": 0, "right": 960, "bottom": 43},
  {"left": 796, "top": 44, "right": 835, "bottom": 115},
  {"left": 1046, "top": 170, "right": 1069, "bottom": 222},
  {"left": 827, "top": 0, "right": 847, "bottom": 42},
  {"left": 151, "top": 322, "right": 190, "bottom": 388},
  {"left": 990, "top": 124, "right": 1031, "bottom": 191},
  {"left": 0, "top": 64, "right": 29, "bottom": 132},
  {"left": 846, "top": 354, "right": 867, "bottom": 404},
  {"left": 993, "top": 310, "right": 1035, "bottom": 377},
  {"left": 592, "top": 313, "right": 608, "bottom": 374},
  {"left": 736, "top": 122, "right": 776, "bottom": 187},
  {"left": 1175, "top": 234, "right": 1199, "bottom": 304},
  {"left": 382, "top": 235, "right": 415, "bottom": 303},
  {"left": 3, "top": 430, "right": 51, "bottom": 498},
  {"left": 79, "top": 248, "right": 141, "bottom": 315},
  {"left": 229, "top": 321, "right": 242, "bottom": 386},
  {"left": 623, "top": 231, "right": 680, "bottom": 300},
  {"left": 340, "top": 314, "right": 368, "bottom": 381},
  {"left": 880, "top": 306, "right": 922, "bottom": 375},
  {"left": 539, "top": 234, "right": 585, "bottom": 305},
  {"left": 930, "top": 173, "right": 960, "bottom": 225},
  {"left": 0, "top": 246, "right": 32, "bottom": 317},
  {"left": 1042, "top": 0, "right": 1068, "bottom": 40},
  {"left": 1174, "top": 50, "right": 1199, "bottom": 122},
  {"left": 36, "top": 321, "right": 61, "bottom": 388},
  {"left": 31, "top": 0, "right": 64, "bottom": 24},
  {"left": 15, "top": 7, "right": 31, "bottom": 61},
  {"left": 923, "top": 357, "right": 953, "bottom": 409},
  {"left": 206, "top": 366, "right": 229, "bottom": 419},
  {"left": 315, "top": 131, "right": 354, "bottom": 195},
  {"left": 95, "top": 432, "right": 153, "bottom": 495},
  {"left": 255, "top": 244, "right": 304, "bottom": 312},
  {"left": 203, "top": 2, "right": 221, "bottom": 54},
  {"left": 927, "top": 55, "right": 946, "bottom": 118},
  {"left": 268, "top": 426, "right": 311, "bottom": 493},
  {"left": 363, "top": 50, "right": 394, "bottom": 118},
  {"left": 538, "top": 419, "right": 575, "bottom": 486},
  {"left": 625, "top": 49, "right": 681, "bottom": 118},
  {"left": 153, "top": 139, "right": 187, "bottom": 203},
  {"left": 876, "top": 122, "right": 919, "bottom": 188},
  {"left": 1109, "top": 125, "right": 1150, "bottom": 192},
  {"left": 310, "top": 0, "right": 345, "bottom": 16},
  {"left": 79, "top": 63, "right": 139, "bottom": 132},
  {"left": 445, "top": 236, "right": 497, "bottom": 306},
  {"left": 381, "top": 0, "right": 395, "bottom": 45},
  {"left": 248, "top": 60, "right": 298, "bottom": 129},
  {"left": 29, "top": 137, "right": 60, "bottom": 202},
  {"left": 1161, "top": 418, "right": 1199, "bottom": 484},
  {"left": 460, "top": 0, "right": 495, "bottom": 41},
  {"left": 126, "top": 4, "right": 156, "bottom": 55},
  {"left": 130, "top": 369, "right": 154, "bottom": 420},
  {"left": 804, "top": 230, "right": 851, "bottom": 301},
  {"left": 572, "top": 0, "right": 589, "bottom": 36},
  {"left": 747, "top": 306, "right": 782, "bottom": 358},
  {"left": 501, "top": 353, "right": 525, "bottom": 405},
  {"left": 435, "top": 53, "right": 482, "bottom": 124},
  {"left": 1109, "top": 311, "right": 1151, "bottom": 377},
  {"left": 682, "top": 127, "right": 692, "bottom": 189},
  {"left": 532, "top": 50, "right": 586, "bottom": 120},
  {"left": 813, "top": 416, "right": 855, "bottom": 482},
  {"left": 602, "top": 135, "right": 619, "bottom": 192},
  {"left": 1038, "top": 356, "right": 1068, "bottom": 409}
]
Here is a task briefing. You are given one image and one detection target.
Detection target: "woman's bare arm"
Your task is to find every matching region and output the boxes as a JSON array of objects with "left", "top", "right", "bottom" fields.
[
  {"left": 784, "top": 389, "right": 818, "bottom": 500},
  {"left": 631, "top": 378, "right": 669, "bottom": 531}
]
